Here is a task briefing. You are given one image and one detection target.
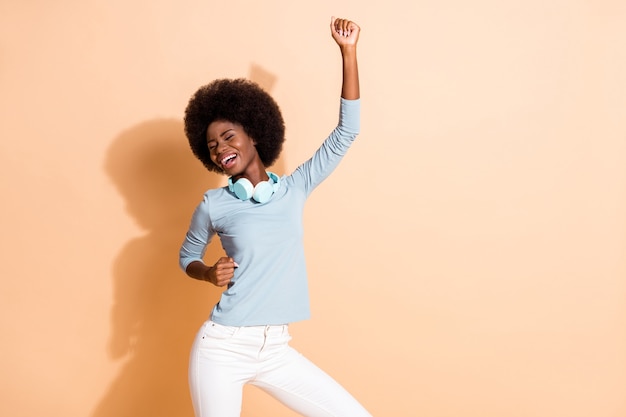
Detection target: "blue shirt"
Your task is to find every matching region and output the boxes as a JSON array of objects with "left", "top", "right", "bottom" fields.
[{"left": 179, "top": 98, "right": 360, "bottom": 326}]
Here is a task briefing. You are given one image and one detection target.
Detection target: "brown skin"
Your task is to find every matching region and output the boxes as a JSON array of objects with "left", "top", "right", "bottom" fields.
[
  {"left": 330, "top": 16, "right": 360, "bottom": 101},
  {"left": 186, "top": 17, "right": 361, "bottom": 287},
  {"left": 207, "top": 120, "right": 267, "bottom": 182}
]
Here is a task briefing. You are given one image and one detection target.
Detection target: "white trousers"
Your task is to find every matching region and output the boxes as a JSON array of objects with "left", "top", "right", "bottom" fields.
[{"left": 189, "top": 320, "right": 372, "bottom": 417}]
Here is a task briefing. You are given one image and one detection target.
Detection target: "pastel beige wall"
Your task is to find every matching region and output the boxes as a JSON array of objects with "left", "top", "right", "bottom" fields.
[{"left": 1, "top": 1, "right": 624, "bottom": 416}]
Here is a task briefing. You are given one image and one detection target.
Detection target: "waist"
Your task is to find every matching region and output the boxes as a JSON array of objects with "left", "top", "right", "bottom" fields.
[{"left": 207, "top": 320, "right": 289, "bottom": 337}]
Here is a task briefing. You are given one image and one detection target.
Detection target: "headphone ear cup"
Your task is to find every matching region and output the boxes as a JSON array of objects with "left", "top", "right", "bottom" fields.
[
  {"left": 252, "top": 181, "right": 274, "bottom": 203},
  {"left": 231, "top": 177, "right": 254, "bottom": 200}
]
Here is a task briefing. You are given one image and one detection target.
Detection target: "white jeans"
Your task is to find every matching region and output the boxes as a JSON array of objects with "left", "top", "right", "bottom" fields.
[{"left": 189, "top": 320, "right": 372, "bottom": 417}]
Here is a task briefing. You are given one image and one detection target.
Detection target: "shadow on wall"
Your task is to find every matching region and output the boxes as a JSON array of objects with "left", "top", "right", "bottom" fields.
[
  {"left": 94, "top": 119, "right": 224, "bottom": 417},
  {"left": 93, "top": 65, "right": 286, "bottom": 417}
]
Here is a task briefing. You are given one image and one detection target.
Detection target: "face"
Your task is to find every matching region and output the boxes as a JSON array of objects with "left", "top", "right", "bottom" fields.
[{"left": 207, "top": 120, "right": 262, "bottom": 177}]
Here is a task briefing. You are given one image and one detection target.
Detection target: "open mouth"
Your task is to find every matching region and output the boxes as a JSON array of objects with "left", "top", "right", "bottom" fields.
[{"left": 220, "top": 153, "right": 237, "bottom": 169}]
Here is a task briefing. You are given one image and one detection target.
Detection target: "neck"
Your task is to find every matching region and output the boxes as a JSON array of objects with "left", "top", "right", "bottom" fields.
[{"left": 232, "top": 165, "right": 269, "bottom": 186}]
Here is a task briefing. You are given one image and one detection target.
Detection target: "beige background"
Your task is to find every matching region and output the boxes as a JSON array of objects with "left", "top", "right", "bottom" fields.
[{"left": 1, "top": 1, "right": 625, "bottom": 416}]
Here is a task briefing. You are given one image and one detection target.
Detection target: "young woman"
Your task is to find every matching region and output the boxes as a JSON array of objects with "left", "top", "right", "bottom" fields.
[{"left": 179, "top": 17, "right": 371, "bottom": 417}]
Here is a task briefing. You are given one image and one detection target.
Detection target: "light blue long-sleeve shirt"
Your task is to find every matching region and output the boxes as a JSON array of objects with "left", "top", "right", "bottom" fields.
[{"left": 179, "top": 98, "right": 360, "bottom": 326}]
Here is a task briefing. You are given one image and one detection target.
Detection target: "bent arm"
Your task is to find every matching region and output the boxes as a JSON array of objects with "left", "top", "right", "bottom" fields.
[{"left": 179, "top": 196, "right": 237, "bottom": 287}]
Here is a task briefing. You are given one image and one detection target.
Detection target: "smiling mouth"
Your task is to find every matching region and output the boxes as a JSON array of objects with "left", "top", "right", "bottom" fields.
[{"left": 220, "top": 154, "right": 237, "bottom": 169}]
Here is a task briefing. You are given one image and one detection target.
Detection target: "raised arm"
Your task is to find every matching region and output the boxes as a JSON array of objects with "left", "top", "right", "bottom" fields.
[{"left": 330, "top": 17, "right": 360, "bottom": 100}]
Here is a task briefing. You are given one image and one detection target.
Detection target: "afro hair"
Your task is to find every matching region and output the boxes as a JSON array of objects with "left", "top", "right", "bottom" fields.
[{"left": 184, "top": 78, "right": 285, "bottom": 173}]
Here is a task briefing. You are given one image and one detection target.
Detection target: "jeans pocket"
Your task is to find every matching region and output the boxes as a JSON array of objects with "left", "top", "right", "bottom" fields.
[{"left": 202, "top": 321, "right": 239, "bottom": 340}]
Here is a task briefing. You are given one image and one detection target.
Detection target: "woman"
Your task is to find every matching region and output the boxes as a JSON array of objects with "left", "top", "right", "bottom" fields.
[{"left": 179, "top": 17, "right": 370, "bottom": 417}]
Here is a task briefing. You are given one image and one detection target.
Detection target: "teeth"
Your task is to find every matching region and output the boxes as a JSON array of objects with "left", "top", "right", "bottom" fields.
[{"left": 221, "top": 154, "right": 236, "bottom": 165}]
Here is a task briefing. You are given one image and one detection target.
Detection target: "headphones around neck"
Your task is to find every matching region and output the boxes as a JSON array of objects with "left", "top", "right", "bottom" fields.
[{"left": 228, "top": 172, "right": 281, "bottom": 203}]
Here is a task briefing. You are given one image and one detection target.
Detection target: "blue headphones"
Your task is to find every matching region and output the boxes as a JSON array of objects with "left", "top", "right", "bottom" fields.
[{"left": 228, "top": 172, "right": 281, "bottom": 203}]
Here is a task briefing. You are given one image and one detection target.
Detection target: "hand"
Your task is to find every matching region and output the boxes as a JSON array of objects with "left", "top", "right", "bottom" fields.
[
  {"left": 330, "top": 16, "right": 360, "bottom": 48},
  {"left": 205, "top": 257, "right": 238, "bottom": 287}
]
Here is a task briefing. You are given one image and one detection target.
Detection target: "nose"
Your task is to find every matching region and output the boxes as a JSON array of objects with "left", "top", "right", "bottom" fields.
[
  {"left": 215, "top": 139, "right": 228, "bottom": 154},
  {"left": 210, "top": 141, "right": 224, "bottom": 156}
]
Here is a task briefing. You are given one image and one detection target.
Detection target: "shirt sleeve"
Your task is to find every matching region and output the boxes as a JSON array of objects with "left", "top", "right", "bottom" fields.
[
  {"left": 292, "top": 98, "right": 361, "bottom": 195},
  {"left": 179, "top": 194, "right": 214, "bottom": 271}
]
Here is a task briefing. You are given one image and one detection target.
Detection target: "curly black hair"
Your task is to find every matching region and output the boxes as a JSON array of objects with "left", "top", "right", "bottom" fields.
[{"left": 184, "top": 78, "right": 285, "bottom": 173}]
